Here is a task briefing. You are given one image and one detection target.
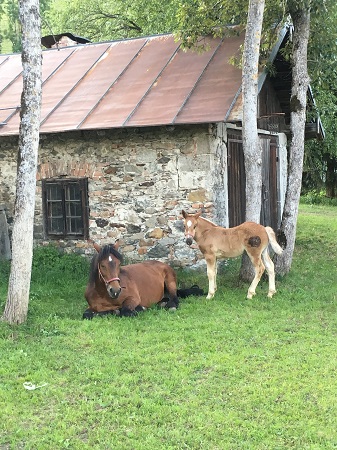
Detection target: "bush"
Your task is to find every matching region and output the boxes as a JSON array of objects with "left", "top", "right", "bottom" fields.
[
  {"left": 32, "top": 244, "right": 89, "bottom": 284},
  {"left": 0, "top": 259, "right": 10, "bottom": 284},
  {"left": 300, "top": 191, "right": 337, "bottom": 206}
]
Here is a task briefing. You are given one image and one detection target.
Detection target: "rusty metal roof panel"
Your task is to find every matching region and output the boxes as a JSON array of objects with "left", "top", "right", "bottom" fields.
[
  {"left": 0, "top": 32, "right": 246, "bottom": 136},
  {"left": 0, "top": 54, "right": 22, "bottom": 93},
  {"left": 0, "top": 75, "right": 22, "bottom": 110},
  {"left": 82, "top": 35, "right": 180, "bottom": 130},
  {"left": 40, "top": 43, "right": 111, "bottom": 132},
  {"left": 126, "top": 36, "right": 221, "bottom": 127},
  {"left": 174, "top": 34, "right": 243, "bottom": 124},
  {"left": 41, "top": 39, "right": 149, "bottom": 133}
]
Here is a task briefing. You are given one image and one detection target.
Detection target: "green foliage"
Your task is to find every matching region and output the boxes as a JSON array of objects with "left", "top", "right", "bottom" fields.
[
  {"left": 0, "top": 206, "right": 337, "bottom": 448},
  {"left": 301, "top": 191, "right": 337, "bottom": 206},
  {"left": 31, "top": 244, "right": 90, "bottom": 285},
  {"left": 0, "top": 0, "right": 52, "bottom": 53},
  {"left": 44, "top": 0, "right": 181, "bottom": 42},
  {"left": 0, "top": 258, "right": 10, "bottom": 284}
]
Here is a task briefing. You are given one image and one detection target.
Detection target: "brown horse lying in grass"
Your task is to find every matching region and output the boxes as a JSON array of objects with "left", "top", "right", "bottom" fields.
[
  {"left": 182, "top": 210, "right": 283, "bottom": 300},
  {"left": 83, "top": 241, "right": 179, "bottom": 319}
]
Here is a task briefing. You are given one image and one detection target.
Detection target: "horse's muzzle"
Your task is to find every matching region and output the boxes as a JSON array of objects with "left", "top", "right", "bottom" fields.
[
  {"left": 108, "top": 286, "right": 122, "bottom": 299},
  {"left": 185, "top": 237, "right": 193, "bottom": 246}
]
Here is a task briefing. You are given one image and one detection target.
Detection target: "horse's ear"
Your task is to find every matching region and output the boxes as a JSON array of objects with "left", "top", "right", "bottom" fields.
[
  {"left": 195, "top": 211, "right": 202, "bottom": 219},
  {"left": 182, "top": 210, "right": 187, "bottom": 218},
  {"left": 114, "top": 239, "right": 120, "bottom": 250},
  {"left": 93, "top": 242, "right": 101, "bottom": 253}
]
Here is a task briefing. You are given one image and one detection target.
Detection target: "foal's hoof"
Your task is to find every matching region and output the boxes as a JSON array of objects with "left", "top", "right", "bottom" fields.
[
  {"left": 247, "top": 291, "right": 256, "bottom": 300},
  {"left": 267, "top": 290, "right": 276, "bottom": 298}
]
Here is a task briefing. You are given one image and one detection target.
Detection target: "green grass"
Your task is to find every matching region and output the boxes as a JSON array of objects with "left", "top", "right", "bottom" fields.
[{"left": 1, "top": 204, "right": 337, "bottom": 449}]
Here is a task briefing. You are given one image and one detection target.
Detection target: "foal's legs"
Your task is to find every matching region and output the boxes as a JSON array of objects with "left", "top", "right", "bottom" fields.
[
  {"left": 261, "top": 248, "right": 277, "bottom": 298},
  {"left": 246, "top": 251, "right": 265, "bottom": 299},
  {"left": 205, "top": 255, "right": 217, "bottom": 299}
]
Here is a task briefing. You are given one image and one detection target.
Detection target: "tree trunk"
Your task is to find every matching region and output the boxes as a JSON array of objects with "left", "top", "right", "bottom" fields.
[
  {"left": 240, "top": 0, "right": 265, "bottom": 282},
  {"left": 1, "top": 0, "right": 42, "bottom": 324},
  {"left": 274, "top": 7, "right": 311, "bottom": 276}
]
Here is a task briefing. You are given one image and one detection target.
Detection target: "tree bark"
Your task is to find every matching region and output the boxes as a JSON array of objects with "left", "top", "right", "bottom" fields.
[
  {"left": 2, "top": 0, "right": 42, "bottom": 324},
  {"left": 240, "top": 0, "right": 265, "bottom": 282},
  {"left": 275, "top": 6, "right": 311, "bottom": 276}
]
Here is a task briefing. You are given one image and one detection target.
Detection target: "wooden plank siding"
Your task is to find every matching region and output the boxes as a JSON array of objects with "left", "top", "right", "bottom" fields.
[{"left": 227, "top": 131, "right": 280, "bottom": 230}]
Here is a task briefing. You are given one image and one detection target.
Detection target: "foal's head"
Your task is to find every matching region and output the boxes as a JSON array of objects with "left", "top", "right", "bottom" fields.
[
  {"left": 182, "top": 210, "right": 202, "bottom": 245},
  {"left": 93, "top": 242, "right": 123, "bottom": 299}
]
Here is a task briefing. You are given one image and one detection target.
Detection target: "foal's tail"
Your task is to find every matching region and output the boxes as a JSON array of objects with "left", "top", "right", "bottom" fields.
[{"left": 265, "top": 227, "right": 283, "bottom": 255}]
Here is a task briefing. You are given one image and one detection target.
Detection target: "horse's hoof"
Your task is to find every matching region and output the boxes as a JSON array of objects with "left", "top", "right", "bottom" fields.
[
  {"left": 267, "top": 290, "right": 276, "bottom": 298},
  {"left": 168, "top": 307, "right": 177, "bottom": 312},
  {"left": 206, "top": 294, "right": 214, "bottom": 300},
  {"left": 164, "top": 299, "right": 179, "bottom": 310},
  {"left": 135, "top": 305, "right": 146, "bottom": 312},
  {"left": 247, "top": 291, "right": 256, "bottom": 299},
  {"left": 83, "top": 309, "right": 95, "bottom": 320},
  {"left": 120, "top": 307, "right": 138, "bottom": 317}
]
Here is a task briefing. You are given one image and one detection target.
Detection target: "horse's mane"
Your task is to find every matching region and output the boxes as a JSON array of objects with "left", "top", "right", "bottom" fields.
[
  {"left": 89, "top": 244, "right": 123, "bottom": 285},
  {"left": 98, "top": 244, "right": 123, "bottom": 264},
  {"left": 199, "top": 216, "right": 217, "bottom": 227}
]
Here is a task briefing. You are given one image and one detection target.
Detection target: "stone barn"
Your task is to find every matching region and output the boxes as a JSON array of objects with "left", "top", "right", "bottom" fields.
[{"left": 0, "top": 25, "right": 323, "bottom": 265}]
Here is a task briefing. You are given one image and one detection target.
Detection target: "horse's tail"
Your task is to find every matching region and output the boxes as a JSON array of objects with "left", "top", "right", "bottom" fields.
[{"left": 265, "top": 227, "right": 283, "bottom": 255}]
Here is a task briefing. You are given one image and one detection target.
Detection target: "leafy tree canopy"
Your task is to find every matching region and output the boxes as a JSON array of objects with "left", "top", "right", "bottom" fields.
[
  {"left": 0, "top": 0, "right": 51, "bottom": 52},
  {"left": 44, "top": 0, "right": 181, "bottom": 42}
]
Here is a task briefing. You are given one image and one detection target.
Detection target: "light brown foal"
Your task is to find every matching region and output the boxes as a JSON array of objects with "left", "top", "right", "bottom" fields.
[{"left": 182, "top": 210, "right": 283, "bottom": 299}]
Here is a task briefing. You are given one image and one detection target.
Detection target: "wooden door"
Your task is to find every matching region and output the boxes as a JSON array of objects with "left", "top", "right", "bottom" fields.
[{"left": 227, "top": 131, "right": 280, "bottom": 229}]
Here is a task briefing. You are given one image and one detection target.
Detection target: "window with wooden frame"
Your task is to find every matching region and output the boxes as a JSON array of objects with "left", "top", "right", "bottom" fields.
[{"left": 42, "top": 178, "right": 89, "bottom": 239}]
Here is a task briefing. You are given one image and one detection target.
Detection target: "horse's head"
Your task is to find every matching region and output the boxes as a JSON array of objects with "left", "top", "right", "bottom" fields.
[
  {"left": 93, "top": 241, "right": 123, "bottom": 299},
  {"left": 181, "top": 210, "right": 202, "bottom": 245}
]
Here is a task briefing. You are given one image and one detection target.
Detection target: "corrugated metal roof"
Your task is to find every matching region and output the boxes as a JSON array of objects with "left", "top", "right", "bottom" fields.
[{"left": 0, "top": 33, "right": 245, "bottom": 136}]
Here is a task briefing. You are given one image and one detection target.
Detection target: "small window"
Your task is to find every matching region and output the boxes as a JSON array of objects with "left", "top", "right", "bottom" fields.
[{"left": 42, "top": 178, "right": 89, "bottom": 239}]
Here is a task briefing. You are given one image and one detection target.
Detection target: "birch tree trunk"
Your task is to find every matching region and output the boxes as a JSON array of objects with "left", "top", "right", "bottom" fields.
[
  {"left": 240, "top": 0, "right": 265, "bottom": 281},
  {"left": 274, "top": 6, "right": 310, "bottom": 276},
  {"left": 1, "top": 0, "right": 42, "bottom": 324}
]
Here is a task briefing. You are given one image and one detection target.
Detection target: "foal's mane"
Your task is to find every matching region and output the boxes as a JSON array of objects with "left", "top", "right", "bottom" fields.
[
  {"left": 89, "top": 244, "right": 123, "bottom": 285},
  {"left": 199, "top": 216, "right": 217, "bottom": 227}
]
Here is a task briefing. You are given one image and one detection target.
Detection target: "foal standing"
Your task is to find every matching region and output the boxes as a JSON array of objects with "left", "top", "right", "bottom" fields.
[{"left": 182, "top": 210, "right": 283, "bottom": 299}]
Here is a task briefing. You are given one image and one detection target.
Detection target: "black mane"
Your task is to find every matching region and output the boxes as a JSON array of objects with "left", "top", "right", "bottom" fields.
[
  {"left": 89, "top": 244, "right": 123, "bottom": 285},
  {"left": 97, "top": 244, "right": 123, "bottom": 264}
]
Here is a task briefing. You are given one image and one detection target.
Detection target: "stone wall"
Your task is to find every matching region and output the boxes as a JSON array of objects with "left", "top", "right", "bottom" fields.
[{"left": 0, "top": 124, "right": 228, "bottom": 266}]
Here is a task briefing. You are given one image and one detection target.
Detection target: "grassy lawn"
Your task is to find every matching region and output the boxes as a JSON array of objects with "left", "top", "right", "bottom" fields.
[{"left": 0, "top": 204, "right": 337, "bottom": 449}]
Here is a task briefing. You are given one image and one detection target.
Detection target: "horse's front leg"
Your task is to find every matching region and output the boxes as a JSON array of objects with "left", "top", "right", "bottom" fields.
[
  {"left": 205, "top": 256, "right": 217, "bottom": 299},
  {"left": 120, "top": 296, "right": 144, "bottom": 317}
]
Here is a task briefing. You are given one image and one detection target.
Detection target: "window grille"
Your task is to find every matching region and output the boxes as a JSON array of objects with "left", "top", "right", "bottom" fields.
[{"left": 42, "top": 178, "right": 89, "bottom": 239}]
